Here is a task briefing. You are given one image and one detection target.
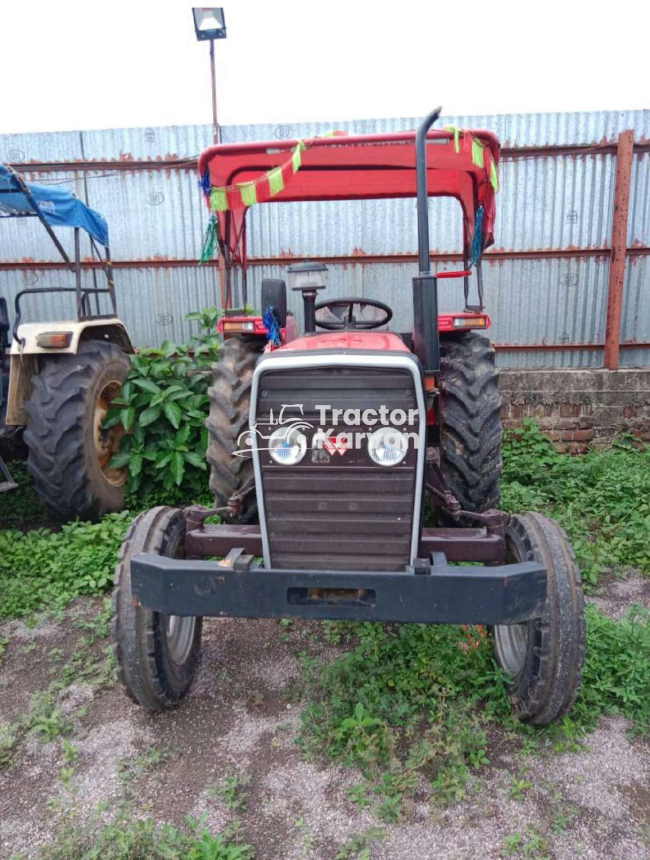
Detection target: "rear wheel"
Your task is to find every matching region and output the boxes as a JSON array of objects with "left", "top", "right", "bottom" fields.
[
  {"left": 438, "top": 332, "right": 502, "bottom": 513},
  {"left": 112, "top": 507, "right": 202, "bottom": 710},
  {"left": 23, "top": 340, "right": 129, "bottom": 521},
  {"left": 492, "top": 513, "right": 586, "bottom": 725},
  {"left": 206, "top": 336, "right": 262, "bottom": 523}
]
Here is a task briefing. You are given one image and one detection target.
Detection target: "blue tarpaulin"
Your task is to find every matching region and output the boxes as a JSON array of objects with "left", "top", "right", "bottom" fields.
[{"left": 0, "top": 164, "right": 109, "bottom": 246}]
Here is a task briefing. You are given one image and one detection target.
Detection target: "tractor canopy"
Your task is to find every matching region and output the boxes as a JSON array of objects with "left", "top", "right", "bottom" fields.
[
  {"left": 0, "top": 163, "right": 109, "bottom": 246},
  {"left": 197, "top": 128, "right": 501, "bottom": 270}
]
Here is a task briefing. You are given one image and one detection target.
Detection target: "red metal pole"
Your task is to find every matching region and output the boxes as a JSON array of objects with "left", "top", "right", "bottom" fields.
[{"left": 604, "top": 130, "right": 634, "bottom": 370}]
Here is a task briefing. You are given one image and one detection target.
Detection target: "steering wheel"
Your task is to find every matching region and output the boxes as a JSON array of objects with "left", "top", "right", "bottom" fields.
[{"left": 314, "top": 297, "right": 393, "bottom": 331}]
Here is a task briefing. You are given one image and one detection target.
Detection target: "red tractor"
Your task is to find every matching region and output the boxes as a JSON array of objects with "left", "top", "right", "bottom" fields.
[{"left": 113, "top": 109, "right": 585, "bottom": 725}]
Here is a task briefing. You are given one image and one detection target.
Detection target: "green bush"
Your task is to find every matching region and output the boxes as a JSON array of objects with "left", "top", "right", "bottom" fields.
[
  {"left": 501, "top": 420, "right": 650, "bottom": 582},
  {"left": 106, "top": 307, "right": 221, "bottom": 497},
  {"left": 0, "top": 512, "right": 131, "bottom": 618},
  {"left": 578, "top": 603, "right": 650, "bottom": 728}
]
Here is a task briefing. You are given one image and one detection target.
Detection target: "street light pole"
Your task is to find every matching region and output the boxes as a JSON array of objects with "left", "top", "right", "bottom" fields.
[
  {"left": 192, "top": 8, "right": 227, "bottom": 144},
  {"left": 209, "top": 39, "right": 219, "bottom": 143}
]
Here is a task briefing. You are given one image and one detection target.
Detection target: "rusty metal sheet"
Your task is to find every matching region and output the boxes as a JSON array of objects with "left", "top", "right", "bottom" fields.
[{"left": 1, "top": 111, "right": 649, "bottom": 369}]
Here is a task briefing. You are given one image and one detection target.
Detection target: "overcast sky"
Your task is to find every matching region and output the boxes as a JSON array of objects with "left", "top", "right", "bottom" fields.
[{"left": 2, "top": 0, "right": 646, "bottom": 136}]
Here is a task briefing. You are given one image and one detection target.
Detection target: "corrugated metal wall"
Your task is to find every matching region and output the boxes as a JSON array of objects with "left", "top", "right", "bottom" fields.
[{"left": 1, "top": 110, "right": 648, "bottom": 367}]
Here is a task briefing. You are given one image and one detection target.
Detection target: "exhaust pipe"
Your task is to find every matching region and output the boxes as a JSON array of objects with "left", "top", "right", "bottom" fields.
[{"left": 412, "top": 106, "right": 442, "bottom": 373}]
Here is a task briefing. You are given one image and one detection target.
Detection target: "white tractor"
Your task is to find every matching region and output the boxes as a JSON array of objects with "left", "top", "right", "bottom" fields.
[{"left": 0, "top": 163, "right": 132, "bottom": 519}]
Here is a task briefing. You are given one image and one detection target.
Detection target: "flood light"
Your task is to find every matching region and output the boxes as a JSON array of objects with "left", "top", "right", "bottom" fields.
[{"left": 192, "top": 7, "right": 227, "bottom": 41}]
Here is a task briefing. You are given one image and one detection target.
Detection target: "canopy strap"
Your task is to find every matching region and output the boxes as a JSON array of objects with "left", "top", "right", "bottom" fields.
[{"left": 471, "top": 205, "right": 485, "bottom": 267}]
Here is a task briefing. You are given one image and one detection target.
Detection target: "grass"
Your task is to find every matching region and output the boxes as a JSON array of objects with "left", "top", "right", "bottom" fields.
[
  {"left": 1, "top": 426, "right": 649, "bottom": 825},
  {"left": 0, "top": 598, "right": 117, "bottom": 771},
  {"left": 209, "top": 770, "right": 251, "bottom": 812},
  {"left": 501, "top": 421, "right": 650, "bottom": 584},
  {"left": 0, "top": 460, "right": 212, "bottom": 619},
  {"left": 14, "top": 810, "right": 254, "bottom": 860},
  {"left": 0, "top": 511, "right": 131, "bottom": 618},
  {"left": 298, "top": 601, "right": 650, "bottom": 818}
]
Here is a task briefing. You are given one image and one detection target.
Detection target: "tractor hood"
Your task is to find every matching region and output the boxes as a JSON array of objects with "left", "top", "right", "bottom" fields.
[{"left": 277, "top": 331, "right": 410, "bottom": 353}]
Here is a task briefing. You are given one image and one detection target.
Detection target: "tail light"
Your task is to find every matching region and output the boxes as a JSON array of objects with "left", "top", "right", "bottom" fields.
[
  {"left": 452, "top": 316, "right": 488, "bottom": 329},
  {"left": 36, "top": 332, "right": 72, "bottom": 348}
]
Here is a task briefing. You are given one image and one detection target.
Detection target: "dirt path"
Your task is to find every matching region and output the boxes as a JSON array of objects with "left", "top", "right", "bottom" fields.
[{"left": 1, "top": 577, "right": 649, "bottom": 860}]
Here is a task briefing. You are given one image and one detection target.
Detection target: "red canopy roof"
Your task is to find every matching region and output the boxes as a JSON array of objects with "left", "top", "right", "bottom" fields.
[{"left": 198, "top": 128, "right": 500, "bottom": 267}]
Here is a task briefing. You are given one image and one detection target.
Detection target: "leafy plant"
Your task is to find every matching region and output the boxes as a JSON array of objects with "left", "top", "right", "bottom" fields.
[
  {"left": 299, "top": 601, "right": 650, "bottom": 819},
  {"left": 335, "top": 827, "right": 386, "bottom": 859},
  {"left": 0, "top": 723, "right": 17, "bottom": 767},
  {"left": 502, "top": 420, "right": 650, "bottom": 583},
  {"left": 31, "top": 808, "right": 253, "bottom": 860},
  {"left": 210, "top": 770, "right": 251, "bottom": 812},
  {"left": 0, "top": 512, "right": 131, "bottom": 618},
  {"left": 27, "top": 693, "right": 71, "bottom": 742},
  {"left": 106, "top": 308, "right": 221, "bottom": 496}
]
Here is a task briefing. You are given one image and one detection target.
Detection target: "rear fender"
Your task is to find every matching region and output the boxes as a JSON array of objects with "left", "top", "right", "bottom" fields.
[
  {"left": 10, "top": 318, "right": 133, "bottom": 356},
  {"left": 5, "top": 319, "right": 133, "bottom": 425}
]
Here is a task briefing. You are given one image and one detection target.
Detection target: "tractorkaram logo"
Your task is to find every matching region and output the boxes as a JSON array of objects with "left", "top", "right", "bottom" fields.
[{"left": 234, "top": 403, "right": 419, "bottom": 466}]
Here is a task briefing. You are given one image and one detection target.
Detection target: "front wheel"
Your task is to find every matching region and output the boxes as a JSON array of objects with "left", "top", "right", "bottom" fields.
[
  {"left": 491, "top": 513, "right": 586, "bottom": 725},
  {"left": 112, "top": 507, "right": 202, "bottom": 709}
]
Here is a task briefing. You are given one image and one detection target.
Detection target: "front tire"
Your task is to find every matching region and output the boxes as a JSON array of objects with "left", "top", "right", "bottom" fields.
[
  {"left": 112, "top": 507, "right": 202, "bottom": 710},
  {"left": 23, "top": 340, "right": 129, "bottom": 521},
  {"left": 492, "top": 513, "right": 586, "bottom": 725}
]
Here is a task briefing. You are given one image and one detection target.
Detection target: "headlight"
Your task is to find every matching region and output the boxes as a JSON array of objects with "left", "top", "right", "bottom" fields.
[
  {"left": 269, "top": 425, "right": 308, "bottom": 465},
  {"left": 367, "top": 427, "right": 408, "bottom": 466}
]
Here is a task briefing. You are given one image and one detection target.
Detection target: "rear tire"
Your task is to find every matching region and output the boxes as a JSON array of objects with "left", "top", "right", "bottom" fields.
[
  {"left": 206, "top": 336, "right": 262, "bottom": 523},
  {"left": 491, "top": 513, "right": 586, "bottom": 725},
  {"left": 23, "top": 340, "right": 129, "bottom": 521},
  {"left": 112, "top": 507, "right": 202, "bottom": 710},
  {"left": 438, "top": 332, "right": 502, "bottom": 513}
]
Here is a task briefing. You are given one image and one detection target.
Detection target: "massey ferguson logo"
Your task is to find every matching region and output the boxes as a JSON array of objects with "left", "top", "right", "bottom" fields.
[{"left": 322, "top": 435, "right": 349, "bottom": 456}]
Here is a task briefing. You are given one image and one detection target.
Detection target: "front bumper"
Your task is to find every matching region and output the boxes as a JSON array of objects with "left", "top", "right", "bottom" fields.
[{"left": 131, "top": 552, "right": 546, "bottom": 625}]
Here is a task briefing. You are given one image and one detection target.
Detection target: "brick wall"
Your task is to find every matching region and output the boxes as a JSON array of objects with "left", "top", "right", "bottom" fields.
[{"left": 499, "top": 369, "right": 650, "bottom": 453}]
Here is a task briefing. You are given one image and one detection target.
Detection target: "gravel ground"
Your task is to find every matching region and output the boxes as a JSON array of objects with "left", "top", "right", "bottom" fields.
[{"left": 0, "top": 575, "right": 649, "bottom": 860}]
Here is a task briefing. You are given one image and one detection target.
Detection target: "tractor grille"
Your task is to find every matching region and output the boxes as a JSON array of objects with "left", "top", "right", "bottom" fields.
[{"left": 255, "top": 365, "right": 420, "bottom": 571}]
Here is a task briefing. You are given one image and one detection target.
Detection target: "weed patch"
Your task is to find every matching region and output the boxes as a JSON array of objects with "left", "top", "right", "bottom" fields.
[
  {"left": 21, "top": 809, "right": 253, "bottom": 860},
  {"left": 300, "top": 605, "right": 650, "bottom": 817},
  {"left": 502, "top": 421, "right": 650, "bottom": 583},
  {"left": 0, "top": 513, "right": 131, "bottom": 618},
  {"left": 209, "top": 770, "right": 251, "bottom": 812}
]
